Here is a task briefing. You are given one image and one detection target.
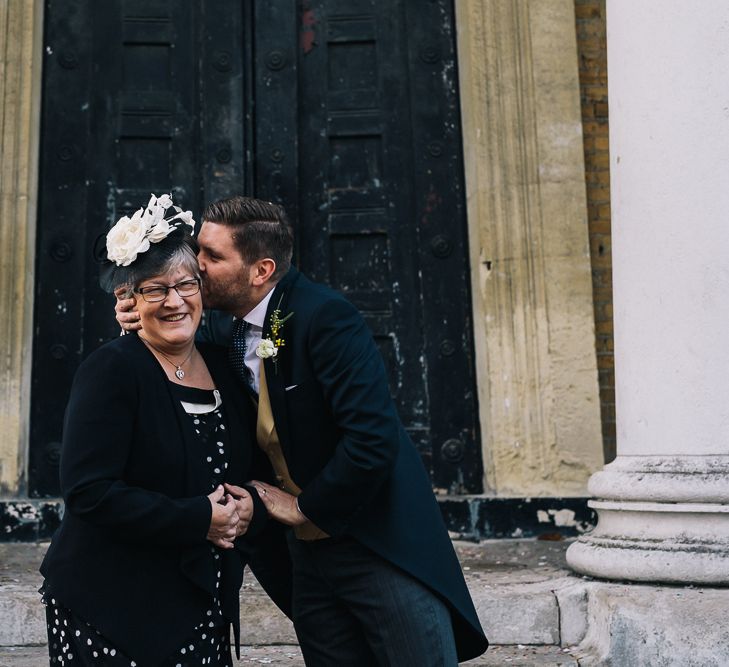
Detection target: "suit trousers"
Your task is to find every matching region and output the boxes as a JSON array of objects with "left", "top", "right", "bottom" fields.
[{"left": 286, "top": 533, "right": 458, "bottom": 667}]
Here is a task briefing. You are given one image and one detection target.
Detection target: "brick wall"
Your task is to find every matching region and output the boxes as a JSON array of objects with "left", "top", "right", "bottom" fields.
[{"left": 575, "top": 0, "right": 615, "bottom": 462}]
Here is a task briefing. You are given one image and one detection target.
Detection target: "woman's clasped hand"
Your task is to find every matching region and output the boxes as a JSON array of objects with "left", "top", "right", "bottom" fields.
[{"left": 206, "top": 484, "right": 254, "bottom": 548}]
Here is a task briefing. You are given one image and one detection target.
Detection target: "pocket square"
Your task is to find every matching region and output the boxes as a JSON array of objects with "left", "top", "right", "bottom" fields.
[{"left": 285, "top": 384, "right": 299, "bottom": 392}]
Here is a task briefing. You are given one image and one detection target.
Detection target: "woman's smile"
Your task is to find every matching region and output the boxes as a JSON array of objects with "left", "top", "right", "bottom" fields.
[{"left": 159, "top": 312, "right": 188, "bottom": 323}]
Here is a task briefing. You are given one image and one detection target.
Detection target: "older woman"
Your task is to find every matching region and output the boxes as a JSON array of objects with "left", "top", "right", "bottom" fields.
[{"left": 40, "top": 195, "right": 263, "bottom": 666}]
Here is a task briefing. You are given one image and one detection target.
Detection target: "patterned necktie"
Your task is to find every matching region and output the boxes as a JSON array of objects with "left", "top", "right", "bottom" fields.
[{"left": 230, "top": 318, "right": 254, "bottom": 388}]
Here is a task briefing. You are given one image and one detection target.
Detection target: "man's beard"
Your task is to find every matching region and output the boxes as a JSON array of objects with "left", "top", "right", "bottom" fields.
[{"left": 201, "top": 273, "right": 253, "bottom": 314}]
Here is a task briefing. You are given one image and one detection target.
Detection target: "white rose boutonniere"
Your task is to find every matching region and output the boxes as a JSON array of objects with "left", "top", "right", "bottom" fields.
[{"left": 256, "top": 338, "right": 279, "bottom": 359}]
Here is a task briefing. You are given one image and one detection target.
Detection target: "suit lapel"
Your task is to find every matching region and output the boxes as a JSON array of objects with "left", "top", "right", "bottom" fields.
[{"left": 260, "top": 267, "right": 299, "bottom": 457}]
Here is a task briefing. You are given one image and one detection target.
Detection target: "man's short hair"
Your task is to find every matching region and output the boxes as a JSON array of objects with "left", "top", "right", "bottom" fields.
[{"left": 202, "top": 196, "right": 294, "bottom": 280}]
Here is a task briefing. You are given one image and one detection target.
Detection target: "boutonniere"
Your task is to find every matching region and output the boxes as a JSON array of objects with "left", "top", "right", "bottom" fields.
[{"left": 256, "top": 293, "right": 293, "bottom": 373}]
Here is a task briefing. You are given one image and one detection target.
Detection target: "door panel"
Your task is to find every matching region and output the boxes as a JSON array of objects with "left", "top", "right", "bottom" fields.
[
  {"left": 256, "top": 0, "right": 483, "bottom": 492},
  {"left": 30, "top": 0, "right": 247, "bottom": 496}
]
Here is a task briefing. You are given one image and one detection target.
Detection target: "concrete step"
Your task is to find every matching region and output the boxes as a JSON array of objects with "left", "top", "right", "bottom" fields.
[
  {"left": 0, "top": 539, "right": 577, "bottom": 649},
  {"left": 0, "top": 644, "right": 579, "bottom": 666}
]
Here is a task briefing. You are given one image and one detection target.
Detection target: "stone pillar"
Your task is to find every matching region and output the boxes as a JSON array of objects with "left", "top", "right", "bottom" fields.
[
  {"left": 0, "top": 0, "right": 44, "bottom": 495},
  {"left": 456, "top": 0, "right": 604, "bottom": 496},
  {"left": 567, "top": 0, "right": 729, "bottom": 583}
]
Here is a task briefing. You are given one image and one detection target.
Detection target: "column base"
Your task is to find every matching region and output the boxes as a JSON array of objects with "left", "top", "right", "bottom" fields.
[
  {"left": 567, "top": 456, "right": 729, "bottom": 584},
  {"left": 572, "top": 582, "right": 729, "bottom": 665}
]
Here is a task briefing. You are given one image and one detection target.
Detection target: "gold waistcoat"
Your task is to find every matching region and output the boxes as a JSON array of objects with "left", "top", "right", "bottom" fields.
[{"left": 255, "top": 368, "right": 328, "bottom": 541}]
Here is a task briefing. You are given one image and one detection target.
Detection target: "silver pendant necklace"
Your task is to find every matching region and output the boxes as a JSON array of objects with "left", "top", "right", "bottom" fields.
[{"left": 140, "top": 336, "right": 195, "bottom": 380}]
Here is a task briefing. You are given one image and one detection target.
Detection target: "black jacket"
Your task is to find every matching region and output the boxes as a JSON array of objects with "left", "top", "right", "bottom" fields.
[
  {"left": 40, "top": 334, "right": 264, "bottom": 665},
  {"left": 199, "top": 267, "right": 489, "bottom": 662}
]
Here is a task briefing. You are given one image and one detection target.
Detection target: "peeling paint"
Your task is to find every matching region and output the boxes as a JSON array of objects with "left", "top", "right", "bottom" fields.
[
  {"left": 300, "top": 3, "right": 317, "bottom": 54},
  {"left": 548, "top": 508, "right": 577, "bottom": 527},
  {"left": 0, "top": 501, "right": 63, "bottom": 542},
  {"left": 420, "top": 187, "right": 442, "bottom": 227},
  {"left": 437, "top": 497, "right": 594, "bottom": 540},
  {"left": 5, "top": 503, "right": 39, "bottom": 521}
]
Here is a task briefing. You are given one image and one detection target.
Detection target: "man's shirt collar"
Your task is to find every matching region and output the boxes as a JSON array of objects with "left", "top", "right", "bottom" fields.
[{"left": 242, "top": 287, "right": 275, "bottom": 329}]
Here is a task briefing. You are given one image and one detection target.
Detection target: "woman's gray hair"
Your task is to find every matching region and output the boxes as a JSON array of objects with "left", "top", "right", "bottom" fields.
[
  {"left": 100, "top": 227, "right": 200, "bottom": 298},
  {"left": 111, "top": 241, "right": 200, "bottom": 296}
]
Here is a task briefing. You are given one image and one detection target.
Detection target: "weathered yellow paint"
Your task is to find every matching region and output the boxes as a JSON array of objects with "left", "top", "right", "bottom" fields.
[
  {"left": 0, "top": 0, "right": 43, "bottom": 494},
  {"left": 455, "top": 0, "right": 604, "bottom": 495}
]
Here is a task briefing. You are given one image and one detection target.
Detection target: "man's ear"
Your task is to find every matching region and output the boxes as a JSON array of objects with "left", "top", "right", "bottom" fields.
[{"left": 251, "top": 258, "right": 277, "bottom": 286}]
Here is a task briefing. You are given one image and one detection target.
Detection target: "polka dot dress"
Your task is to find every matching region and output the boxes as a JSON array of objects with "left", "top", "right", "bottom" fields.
[{"left": 40, "top": 385, "right": 233, "bottom": 666}]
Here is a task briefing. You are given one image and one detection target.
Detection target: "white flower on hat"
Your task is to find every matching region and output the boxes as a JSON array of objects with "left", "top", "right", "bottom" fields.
[
  {"left": 168, "top": 209, "right": 195, "bottom": 230},
  {"left": 105, "top": 193, "right": 196, "bottom": 267},
  {"left": 146, "top": 217, "right": 171, "bottom": 242},
  {"left": 106, "top": 213, "right": 151, "bottom": 267},
  {"left": 157, "top": 193, "right": 174, "bottom": 209}
]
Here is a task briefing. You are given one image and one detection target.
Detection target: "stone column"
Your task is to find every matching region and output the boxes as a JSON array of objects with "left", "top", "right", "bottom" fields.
[
  {"left": 567, "top": 0, "right": 729, "bottom": 583},
  {"left": 456, "top": 0, "right": 604, "bottom": 496},
  {"left": 0, "top": 0, "right": 44, "bottom": 495}
]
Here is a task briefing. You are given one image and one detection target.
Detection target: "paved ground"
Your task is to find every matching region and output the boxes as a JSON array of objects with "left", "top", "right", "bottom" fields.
[
  {"left": 0, "top": 644, "right": 579, "bottom": 666},
  {"left": 4, "top": 536, "right": 727, "bottom": 665},
  {"left": 0, "top": 538, "right": 580, "bottom": 665},
  {"left": 0, "top": 539, "right": 573, "bottom": 589}
]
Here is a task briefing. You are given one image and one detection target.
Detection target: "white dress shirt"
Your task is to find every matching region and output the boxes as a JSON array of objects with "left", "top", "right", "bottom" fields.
[{"left": 237, "top": 288, "right": 275, "bottom": 394}]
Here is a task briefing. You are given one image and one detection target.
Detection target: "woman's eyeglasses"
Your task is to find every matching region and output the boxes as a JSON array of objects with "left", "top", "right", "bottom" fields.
[{"left": 134, "top": 278, "right": 201, "bottom": 303}]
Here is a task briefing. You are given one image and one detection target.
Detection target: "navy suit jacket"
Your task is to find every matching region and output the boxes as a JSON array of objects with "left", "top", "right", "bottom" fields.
[
  {"left": 40, "top": 334, "right": 265, "bottom": 664},
  {"left": 199, "top": 267, "right": 488, "bottom": 661}
]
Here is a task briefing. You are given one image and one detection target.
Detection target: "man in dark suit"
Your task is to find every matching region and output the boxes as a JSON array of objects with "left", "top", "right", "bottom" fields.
[
  {"left": 198, "top": 197, "right": 487, "bottom": 667},
  {"left": 119, "top": 196, "right": 488, "bottom": 665}
]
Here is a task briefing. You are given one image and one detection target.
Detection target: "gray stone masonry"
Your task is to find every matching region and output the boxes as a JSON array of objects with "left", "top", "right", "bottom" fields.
[{"left": 1, "top": 539, "right": 728, "bottom": 665}]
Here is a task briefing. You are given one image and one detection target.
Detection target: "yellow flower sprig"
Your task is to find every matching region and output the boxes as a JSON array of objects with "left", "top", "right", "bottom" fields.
[
  {"left": 270, "top": 308, "right": 292, "bottom": 348},
  {"left": 266, "top": 294, "right": 293, "bottom": 373}
]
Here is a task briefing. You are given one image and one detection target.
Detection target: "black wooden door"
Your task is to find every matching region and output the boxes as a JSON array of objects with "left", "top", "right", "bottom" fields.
[
  {"left": 254, "top": 0, "right": 482, "bottom": 494},
  {"left": 31, "top": 0, "right": 481, "bottom": 497},
  {"left": 30, "top": 0, "right": 250, "bottom": 496}
]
